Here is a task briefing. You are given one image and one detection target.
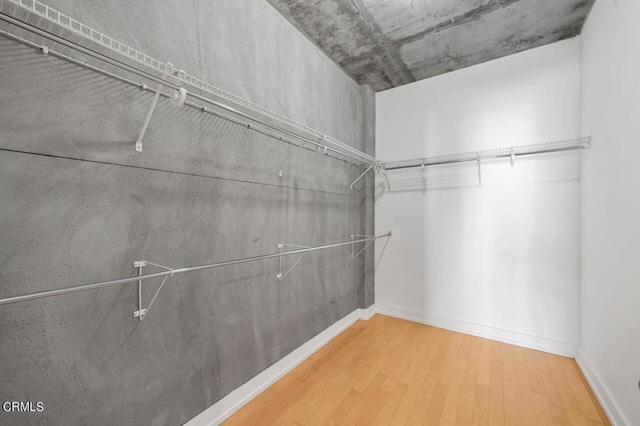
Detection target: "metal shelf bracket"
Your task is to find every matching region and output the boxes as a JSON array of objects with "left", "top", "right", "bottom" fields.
[
  {"left": 135, "top": 86, "right": 162, "bottom": 152},
  {"left": 276, "top": 244, "right": 311, "bottom": 281},
  {"left": 350, "top": 234, "right": 377, "bottom": 259},
  {"left": 378, "top": 168, "right": 391, "bottom": 191},
  {"left": 134, "top": 85, "right": 187, "bottom": 152},
  {"left": 350, "top": 165, "right": 374, "bottom": 189},
  {"left": 133, "top": 260, "right": 174, "bottom": 320}
]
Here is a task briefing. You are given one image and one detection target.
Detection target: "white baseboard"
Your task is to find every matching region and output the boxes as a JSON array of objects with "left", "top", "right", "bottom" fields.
[
  {"left": 575, "top": 346, "right": 629, "bottom": 426},
  {"left": 377, "top": 304, "right": 576, "bottom": 358},
  {"left": 186, "top": 306, "right": 377, "bottom": 426},
  {"left": 359, "top": 303, "right": 378, "bottom": 320}
]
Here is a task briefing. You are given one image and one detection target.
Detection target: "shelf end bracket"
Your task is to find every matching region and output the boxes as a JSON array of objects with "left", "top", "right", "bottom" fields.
[
  {"left": 133, "top": 260, "right": 174, "bottom": 320},
  {"left": 135, "top": 85, "right": 162, "bottom": 152},
  {"left": 350, "top": 165, "right": 374, "bottom": 189},
  {"left": 350, "top": 235, "right": 376, "bottom": 259},
  {"left": 276, "top": 244, "right": 311, "bottom": 281}
]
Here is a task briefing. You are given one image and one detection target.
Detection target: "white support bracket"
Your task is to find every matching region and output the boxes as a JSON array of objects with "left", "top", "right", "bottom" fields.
[
  {"left": 350, "top": 165, "right": 374, "bottom": 189},
  {"left": 133, "top": 260, "right": 147, "bottom": 318},
  {"left": 381, "top": 168, "right": 391, "bottom": 191},
  {"left": 477, "top": 159, "right": 482, "bottom": 186},
  {"left": 276, "top": 244, "right": 311, "bottom": 281},
  {"left": 135, "top": 85, "right": 162, "bottom": 152},
  {"left": 350, "top": 235, "right": 376, "bottom": 259},
  {"left": 132, "top": 260, "right": 174, "bottom": 320},
  {"left": 170, "top": 87, "right": 187, "bottom": 108}
]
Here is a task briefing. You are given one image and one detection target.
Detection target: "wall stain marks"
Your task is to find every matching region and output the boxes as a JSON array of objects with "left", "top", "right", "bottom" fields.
[{"left": 266, "top": 0, "right": 597, "bottom": 91}]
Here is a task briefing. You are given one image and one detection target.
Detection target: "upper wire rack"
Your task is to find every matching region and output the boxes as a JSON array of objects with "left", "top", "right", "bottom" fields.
[
  {"left": 383, "top": 137, "right": 591, "bottom": 170},
  {"left": 1, "top": 0, "right": 379, "bottom": 165}
]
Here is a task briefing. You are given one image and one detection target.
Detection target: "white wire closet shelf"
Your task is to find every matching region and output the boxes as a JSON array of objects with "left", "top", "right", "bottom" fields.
[
  {"left": 0, "top": 233, "right": 392, "bottom": 320},
  {"left": 382, "top": 137, "right": 592, "bottom": 171},
  {"left": 0, "top": 0, "right": 381, "bottom": 168}
]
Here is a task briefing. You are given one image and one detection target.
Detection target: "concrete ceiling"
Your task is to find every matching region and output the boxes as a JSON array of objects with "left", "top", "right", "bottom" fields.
[{"left": 266, "top": 0, "right": 596, "bottom": 91}]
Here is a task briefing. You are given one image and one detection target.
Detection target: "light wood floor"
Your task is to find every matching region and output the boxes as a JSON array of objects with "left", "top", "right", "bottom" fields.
[{"left": 225, "top": 315, "right": 608, "bottom": 425}]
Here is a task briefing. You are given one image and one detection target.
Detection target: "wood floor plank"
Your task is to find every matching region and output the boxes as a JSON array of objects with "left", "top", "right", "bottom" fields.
[
  {"left": 327, "top": 389, "right": 360, "bottom": 425},
  {"left": 224, "top": 315, "right": 608, "bottom": 426},
  {"left": 502, "top": 343, "right": 522, "bottom": 425},
  {"left": 571, "top": 360, "right": 610, "bottom": 425},
  {"left": 546, "top": 354, "right": 587, "bottom": 425},
  {"left": 458, "top": 338, "right": 480, "bottom": 411},
  {"left": 373, "top": 381, "right": 409, "bottom": 426},
  {"left": 477, "top": 339, "right": 492, "bottom": 387},
  {"left": 512, "top": 346, "right": 539, "bottom": 425},
  {"left": 488, "top": 342, "right": 505, "bottom": 426},
  {"left": 560, "top": 357, "right": 607, "bottom": 424},
  {"left": 454, "top": 406, "right": 473, "bottom": 426},
  {"left": 406, "top": 370, "right": 439, "bottom": 423},
  {"left": 339, "top": 373, "right": 388, "bottom": 425},
  {"left": 537, "top": 350, "right": 571, "bottom": 425},
  {"left": 423, "top": 380, "right": 449, "bottom": 425},
  {"left": 472, "top": 383, "right": 490, "bottom": 426}
]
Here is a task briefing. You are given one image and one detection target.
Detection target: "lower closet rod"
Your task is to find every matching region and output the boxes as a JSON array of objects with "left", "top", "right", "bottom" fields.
[{"left": 0, "top": 233, "right": 392, "bottom": 306}]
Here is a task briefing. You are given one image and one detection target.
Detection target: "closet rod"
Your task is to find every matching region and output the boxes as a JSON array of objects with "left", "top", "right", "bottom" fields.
[
  {"left": 0, "top": 10, "right": 380, "bottom": 167},
  {"left": 0, "top": 233, "right": 392, "bottom": 306},
  {"left": 383, "top": 138, "right": 591, "bottom": 171}
]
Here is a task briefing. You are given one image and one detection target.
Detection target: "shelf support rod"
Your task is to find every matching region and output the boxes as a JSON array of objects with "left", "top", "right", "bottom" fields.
[
  {"left": 135, "top": 85, "right": 162, "bottom": 152},
  {"left": 350, "top": 165, "right": 374, "bottom": 189},
  {"left": 0, "top": 233, "right": 393, "bottom": 308},
  {"left": 477, "top": 159, "right": 482, "bottom": 186}
]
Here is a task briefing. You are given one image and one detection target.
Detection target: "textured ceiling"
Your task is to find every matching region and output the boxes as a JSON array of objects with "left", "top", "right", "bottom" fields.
[{"left": 267, "top": 0, "right": 596, "bottom": 91}]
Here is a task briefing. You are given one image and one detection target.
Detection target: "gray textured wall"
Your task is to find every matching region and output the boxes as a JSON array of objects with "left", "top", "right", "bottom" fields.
[{"left": 0, "top": 1, "right": 375, "bottom": 425}]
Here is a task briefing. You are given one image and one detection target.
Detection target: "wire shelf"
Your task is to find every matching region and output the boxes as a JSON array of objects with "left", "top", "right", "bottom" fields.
[
  {"left": 383, "top": 137, "right": 591, "bottom": 170},
  {"left": 0, "top": 0, "right": 379, "bottom": 165}
]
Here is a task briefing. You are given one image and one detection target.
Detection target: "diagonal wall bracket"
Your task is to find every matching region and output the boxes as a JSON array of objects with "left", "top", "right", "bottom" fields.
[
  {"left": 135, "top": 85, "right": 162, "bottom": 152},
  {"left": 276, "top": 244, "right": 311, "bottom": 281},
  {"left": 350, "top": 235, "right": 376, "bottom": 259},
  {"left": 133, "top": 260, "right": 174, "bottom": 320},
  {"left": 379, "top": 168, "right": 391, "bottom": 191},
  {"left": 350, "top": 165, "right": 374, "bottom": 189}
]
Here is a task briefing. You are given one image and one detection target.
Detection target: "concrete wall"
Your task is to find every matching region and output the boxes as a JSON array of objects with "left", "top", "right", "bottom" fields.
[
  {"left": 375, "top": 38, "right": 582, "bottom": 356},
  {"left": 580, "top": 0, "right": 640, "bottom": 424},
  {"left": 0, "top": 1, "right": 374, "bottom": 425}
]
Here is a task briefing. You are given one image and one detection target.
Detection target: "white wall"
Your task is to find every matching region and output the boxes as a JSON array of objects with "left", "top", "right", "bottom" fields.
[
  {"left": 579, "top": 0, "right": 640, "bottom": 424},
  {"left": 375, "top": 38, "right": 582, "bottom": 356}
]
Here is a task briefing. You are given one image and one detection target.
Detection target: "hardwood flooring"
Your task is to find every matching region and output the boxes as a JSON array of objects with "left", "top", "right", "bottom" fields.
[{"left": 225, "top": 315, "right": 609, "bottom": 425}]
